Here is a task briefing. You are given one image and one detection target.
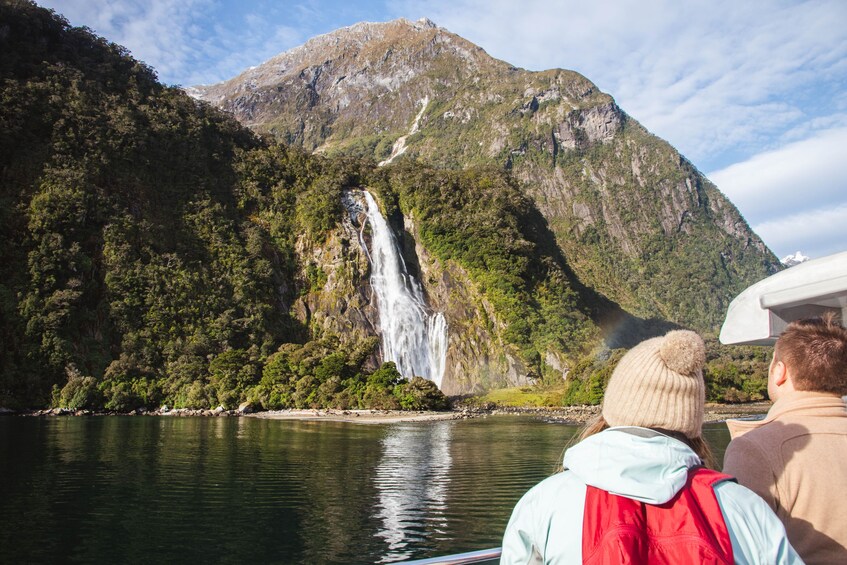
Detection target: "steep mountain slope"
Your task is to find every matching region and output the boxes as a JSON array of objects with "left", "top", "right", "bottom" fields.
[
  {"left": 192, "top": 18, "right": 780, "bottom": 330},
  {"left": 0, "top": 3, "right": 594, "bottom": 405}
]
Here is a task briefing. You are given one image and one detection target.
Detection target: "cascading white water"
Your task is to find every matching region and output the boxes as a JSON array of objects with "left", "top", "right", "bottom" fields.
[{"left": 360, "top": 191, "right": 448, "bottom": 388}]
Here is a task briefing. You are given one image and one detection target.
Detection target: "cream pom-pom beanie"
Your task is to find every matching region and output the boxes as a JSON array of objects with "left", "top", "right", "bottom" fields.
[{"left": 601, "top": 330, "right": 707, "bottom": 439}]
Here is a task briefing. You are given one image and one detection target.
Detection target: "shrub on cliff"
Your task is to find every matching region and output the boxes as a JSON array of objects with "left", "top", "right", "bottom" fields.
[
  {"left": 394, "top": 376, "right": 449, "bottom": 410},
  {"left": 209, "top": 349, "right": 260, "bottom": 409}
]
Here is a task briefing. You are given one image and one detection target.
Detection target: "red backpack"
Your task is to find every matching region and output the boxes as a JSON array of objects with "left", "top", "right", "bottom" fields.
[{"left": 582, "top": 467, "right": 735, "bottom": 565}]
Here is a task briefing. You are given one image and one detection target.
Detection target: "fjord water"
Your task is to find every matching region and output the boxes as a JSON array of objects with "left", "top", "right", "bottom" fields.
[{"left": 0, "top": 416, "right": 732, "bottom": 564}]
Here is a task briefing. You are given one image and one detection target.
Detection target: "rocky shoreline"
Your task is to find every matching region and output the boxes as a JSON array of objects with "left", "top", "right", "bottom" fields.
[{"left": 2, "top": 401, "right": 772, "bottom": 425}]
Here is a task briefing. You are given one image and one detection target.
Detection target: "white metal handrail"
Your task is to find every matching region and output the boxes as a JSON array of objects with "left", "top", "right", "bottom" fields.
[{"left": 397, "top": 547, "right": 502, "bottom": 564}]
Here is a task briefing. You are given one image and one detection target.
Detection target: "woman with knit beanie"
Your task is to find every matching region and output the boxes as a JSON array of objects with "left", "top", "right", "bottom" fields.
[{"left": 500, "top": 330, "right": 803, "bottom": 565}]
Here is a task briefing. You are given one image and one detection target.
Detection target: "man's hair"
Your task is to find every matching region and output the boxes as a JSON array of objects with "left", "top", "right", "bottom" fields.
[{"left": 774, "top": 312, "right": 847, "bottom": 394}]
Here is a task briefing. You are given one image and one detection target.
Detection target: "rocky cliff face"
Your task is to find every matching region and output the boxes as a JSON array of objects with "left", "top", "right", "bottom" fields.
[
  {"left": 292, "top": 193, "right": 377, "bottom": 344},
  {"left": 191, "top": 18, "right": 780, "bottom": 387},
  {"left": 400, "top": 213, "right": 531, "bottom": 395},
  {"left": 291, "top": 190, "right": 529, "bottom": 394}
]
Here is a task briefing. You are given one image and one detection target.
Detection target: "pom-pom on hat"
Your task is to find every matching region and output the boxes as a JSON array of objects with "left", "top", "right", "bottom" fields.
[{"left": 601, "top": 330, "right": 707, "bottom": 438}]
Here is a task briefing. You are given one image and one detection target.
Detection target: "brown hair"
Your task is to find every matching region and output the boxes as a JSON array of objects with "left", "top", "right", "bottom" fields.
[
  {"left": 572, "top": 415, "right": 717, "bottom": 470},
  {"left": 774, "top": 312, "right": 847, "bottom": 395}
]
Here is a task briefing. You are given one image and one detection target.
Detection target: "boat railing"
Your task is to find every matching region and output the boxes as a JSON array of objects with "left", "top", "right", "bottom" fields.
[{"left": 397, "top": 546, "right": 502, "bottom": 564}]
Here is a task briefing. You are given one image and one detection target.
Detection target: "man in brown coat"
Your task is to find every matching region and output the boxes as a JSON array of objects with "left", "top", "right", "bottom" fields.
[{"left": 723, "top": 314, "right": 847, "bottom": 564}]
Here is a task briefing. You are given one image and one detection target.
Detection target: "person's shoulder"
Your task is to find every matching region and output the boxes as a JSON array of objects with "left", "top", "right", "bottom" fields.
[
  {"left": 743, "top": 416, "right": 823, "bottom": 448},
  {"left": 714, "top": 480, "right": 786, "bottom": 532},
  {"left": 518, "top": 470, "right": 586, "bottom": 507},
  {"left": 714, "top": 479, "right": 767, "bottom": 506},
  {"left": 725, "top": 428, "right": 769, "bottom": 455},
  {"left": 507, "top": 470, "right": 586, "bottom": 534},
  {"left": 730, "top": 418, "right": 799, "bottom": 448},
  {"left": 723, "top": 431, "right": 776, "bottom": 479},
  {"left": 714, "top": 481, "right": 803, "bottom": 563},
  {"left": 527, "top": 469, "right": 584, "bottom": 493}
]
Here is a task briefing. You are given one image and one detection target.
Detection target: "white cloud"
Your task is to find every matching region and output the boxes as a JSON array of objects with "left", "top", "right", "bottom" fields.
[
  {"left": 708, "top": 126, "right": 847, "bottom": 224},
  {"left": 708, "top": 127, "right": 847, "bottom": 259},
  {"left": 35, "top": 0, "right": 304, "bottom": 86},
  {"left": 36, "top": 0, "right": 216, "bottom": 84},
  {"left": 753, "top": 203, "right": 847, "bottom": 259}
]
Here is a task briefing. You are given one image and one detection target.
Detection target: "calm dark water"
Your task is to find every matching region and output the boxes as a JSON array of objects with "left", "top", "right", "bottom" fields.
[{"left": 0, "top": 415, "right": 731, "bottom": 564}]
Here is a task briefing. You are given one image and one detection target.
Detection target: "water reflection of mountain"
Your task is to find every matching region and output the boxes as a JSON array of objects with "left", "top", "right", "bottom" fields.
[
  {"left": 4, "top": 417, "right": 733, "bottom": 563},
  {"left": 373, "top": 421, "right": 453, "bottom": 562}
]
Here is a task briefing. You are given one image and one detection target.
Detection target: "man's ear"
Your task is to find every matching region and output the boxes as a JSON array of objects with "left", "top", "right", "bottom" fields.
[{"left": 772, "top": 360, "right": 789, "bottom": 387}]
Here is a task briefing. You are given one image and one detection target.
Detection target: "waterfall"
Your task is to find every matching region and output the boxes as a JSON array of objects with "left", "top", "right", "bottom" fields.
[{"left": 359, "top": 191, "right": 448, "bottom": 388}]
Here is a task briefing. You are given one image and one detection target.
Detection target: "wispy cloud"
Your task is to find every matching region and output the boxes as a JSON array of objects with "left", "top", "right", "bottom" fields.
[
  {"left": 709, "top": 126, "right": 847, "bottom": 258},
  {"left": 36, "top": 0, "right": 305, "bottom": 85},
  {"left": 753, "top": 203, "right": 847, "bottom": 259},
  {"left": 708, "top": 127, "right": 847, "bottom": 224},
  {"left": 38, "top": 0, "right": 216, "bottom": 84}
]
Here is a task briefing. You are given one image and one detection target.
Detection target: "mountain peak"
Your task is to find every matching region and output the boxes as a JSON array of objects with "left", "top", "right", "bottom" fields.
[
  {"left": 781, "top": 251, "right": 810, "bottom": 267},
  {"left": 188, "top": 19, "right": 599, "bottom": 137},
  {"left": 188, "top": 19, "right": 778, "bottom": 330},
  {"left": 190, "top": 16, "right": 488, "bottom": 101},
  {"left": 414, "top": 17, "right": 438, "bottom": 29}
]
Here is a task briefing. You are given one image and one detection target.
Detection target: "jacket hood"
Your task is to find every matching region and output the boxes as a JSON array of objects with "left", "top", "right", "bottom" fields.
[{"left": 563, "top": 426, "right": 701, "bottom": 505}]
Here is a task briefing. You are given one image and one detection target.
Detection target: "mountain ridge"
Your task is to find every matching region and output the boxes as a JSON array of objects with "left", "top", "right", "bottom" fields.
[{"left": 190, "top": 17, "right": 779, "bottom": 331}]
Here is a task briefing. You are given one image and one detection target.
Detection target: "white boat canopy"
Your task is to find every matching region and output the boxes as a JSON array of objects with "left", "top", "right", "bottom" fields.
[{"left": 719, "top": 251, "right": 847, "bottom": 345}]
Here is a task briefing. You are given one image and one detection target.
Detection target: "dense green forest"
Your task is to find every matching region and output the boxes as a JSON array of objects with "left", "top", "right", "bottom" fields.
[
  {"left": 0, "top": 2, "right": 769, "bottom": 412},
  {"left": 0, "top": 1, "right": 445, "bottom": 411}
]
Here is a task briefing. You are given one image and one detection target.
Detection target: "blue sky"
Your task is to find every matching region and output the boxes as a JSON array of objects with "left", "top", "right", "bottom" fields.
[{"left": 36, "top": 0, "right": 847, "bottom": 260}]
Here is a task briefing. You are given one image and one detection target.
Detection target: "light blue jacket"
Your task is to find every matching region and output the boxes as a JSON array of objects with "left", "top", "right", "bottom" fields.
[{"left": 501, "top": 427, "right": 803, "bottom": 564}]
